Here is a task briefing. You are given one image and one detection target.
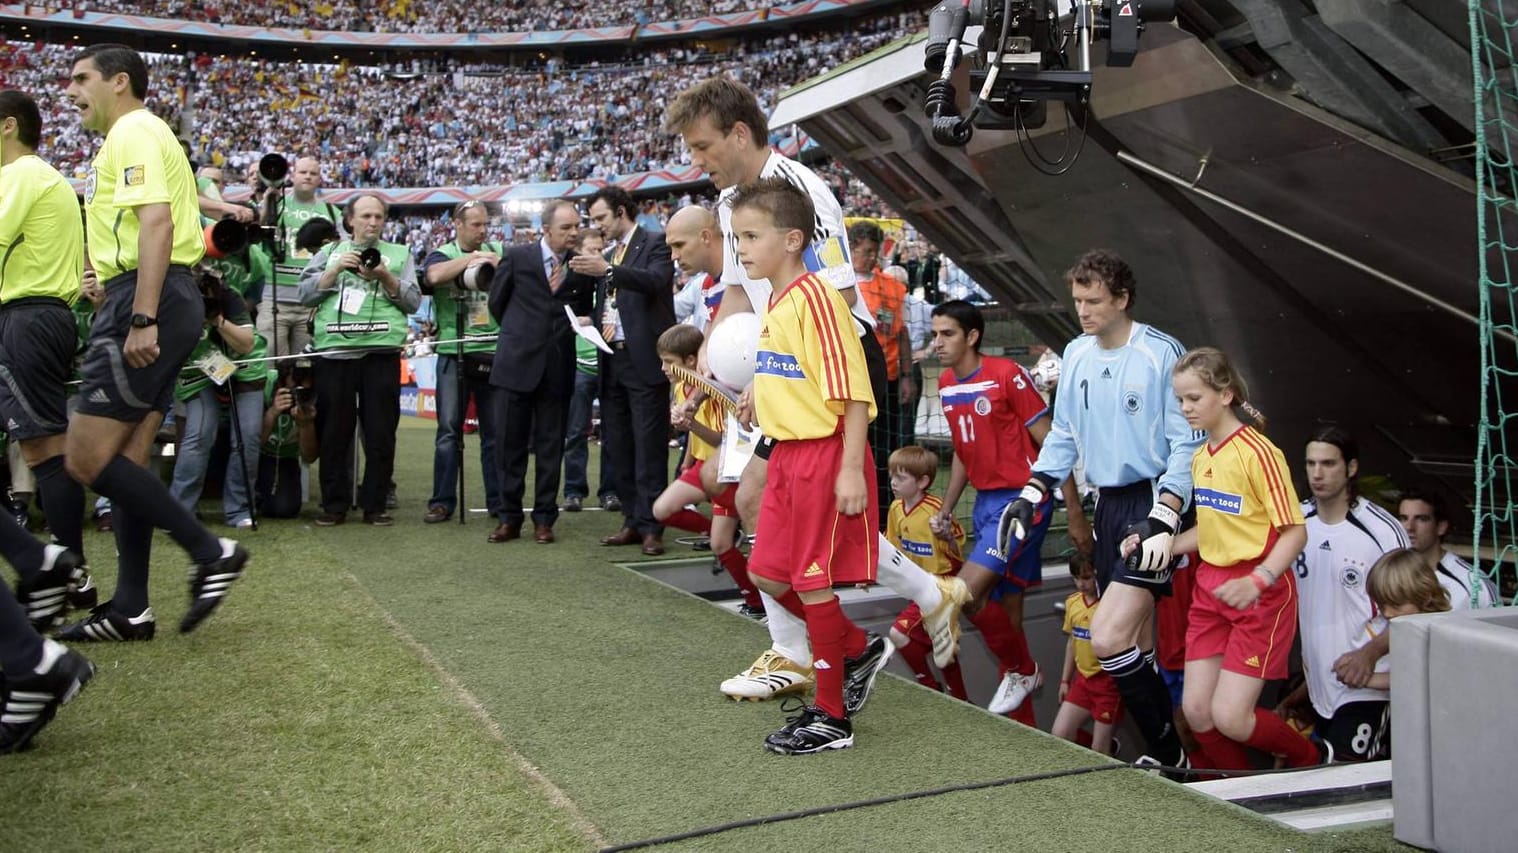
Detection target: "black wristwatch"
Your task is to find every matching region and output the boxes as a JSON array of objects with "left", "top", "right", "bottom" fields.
[{"left": 129, "top": 313, "right": 158, "bottom": 328}]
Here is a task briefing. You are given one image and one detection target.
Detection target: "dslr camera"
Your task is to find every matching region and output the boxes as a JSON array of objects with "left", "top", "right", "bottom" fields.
[
  {"left": 359, "top": 247, "right": 384, "bottom": 272},
  {"left": 456, "top": 260, "right": 496, "bottom": 293}
]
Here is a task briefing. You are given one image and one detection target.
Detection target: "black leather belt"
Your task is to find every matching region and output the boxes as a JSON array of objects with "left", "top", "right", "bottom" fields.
[{"left": 609, "top": 341, "right": 627, "bottom": 351}]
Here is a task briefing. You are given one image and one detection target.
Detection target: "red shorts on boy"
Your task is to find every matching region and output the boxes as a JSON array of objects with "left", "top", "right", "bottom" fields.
[
  {"left": 1186, "top": 559, "right": 1298, "bottom": 680},
  {"left": 748, "top": 435, "right": 878, "bottom": 592},
  {"left": 676, "top": 458, "right": 738, "bottom": 516},
  {"left": 1066, "top": 670, "right": 1123, "bottom": 725}
]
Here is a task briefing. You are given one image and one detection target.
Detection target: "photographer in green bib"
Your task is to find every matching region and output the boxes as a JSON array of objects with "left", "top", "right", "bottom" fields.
[
  {"left": 297, "top": 193, "right": 419, "bottom": 527},
  {"left": 261, "top": 156, "right": 341, "bottom": 359},
  {"left": 419, "top": 199, "right": 504, "bottom": 525},
  {"left": 167, "top": 268, "right": 265, "bottom": 530}
]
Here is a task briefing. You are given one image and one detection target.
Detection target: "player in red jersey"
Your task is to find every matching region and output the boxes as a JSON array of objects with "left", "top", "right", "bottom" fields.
[{"left": 931, "top": 300, "right": 1086, "bottom": 721}]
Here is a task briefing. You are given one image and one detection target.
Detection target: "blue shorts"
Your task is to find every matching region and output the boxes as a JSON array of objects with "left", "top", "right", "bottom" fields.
[
  {"left": 1160, "top": 667, "right": 1185, "bottom": 709},
  {"left": 968, "top": 487, "right": 1051, "bottom": 595}
]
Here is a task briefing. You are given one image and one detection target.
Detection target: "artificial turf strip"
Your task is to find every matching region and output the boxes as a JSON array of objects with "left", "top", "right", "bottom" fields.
[
  {"left": 1, "top": 421, "right": 1414, "bottom": 851},
  {"left": 340, "top": 423, "right": 1413, "bottom": 852}
]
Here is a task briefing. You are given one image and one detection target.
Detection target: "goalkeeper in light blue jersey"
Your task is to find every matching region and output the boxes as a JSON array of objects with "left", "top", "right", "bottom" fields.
[{"left": 997, "top": 249, "right": 1203, "bottom": 770}]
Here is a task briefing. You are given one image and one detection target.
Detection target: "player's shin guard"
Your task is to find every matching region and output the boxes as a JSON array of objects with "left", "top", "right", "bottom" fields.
[
  {"left": 1192, "top": 726, "right": 1251, "bottom": 771},
  {"left": 716, "top": 548, "right": 761, "bottom": 610},
  {"left": 1243, "top": 707, "right": 1320, "bottom": 768},
  {"left": 875, "top": 537, "right": 942, "bottom": 611},
  {"left": 662, "top": 508, "right": 712, "bottom": 536},
  {"left": 1100, "top": 646, "right": 1182, "bottom": 764},
  {"left": 804, "top": 596, "right": 856, "bottom": 719},
  {"left": 760, "top": 590, "right": 811, "bottom": 667}
]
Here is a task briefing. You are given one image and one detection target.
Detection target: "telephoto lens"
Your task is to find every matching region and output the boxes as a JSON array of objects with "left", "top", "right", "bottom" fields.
[
  {"left": 461, "top": 261, "right": 496, "bottom": 292},
  {"left": 359, "top": 247, "right": 383, "bottom": 271}
]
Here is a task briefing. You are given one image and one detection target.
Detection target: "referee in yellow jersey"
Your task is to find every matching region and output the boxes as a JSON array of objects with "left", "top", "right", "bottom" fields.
[
  {"left": 58, "top": 45, "right": 248, "bottom": 642},
  {"left": 0, "top": 90, "right": 98, "bottom": 632}
]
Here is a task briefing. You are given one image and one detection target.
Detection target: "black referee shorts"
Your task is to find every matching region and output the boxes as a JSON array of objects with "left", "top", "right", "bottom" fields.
[
  {"left": 76, "top": 266, "right": 205, "bottom": 423},
  {"left": 0, "top": 297, "right": 76, "bottom": 440}
]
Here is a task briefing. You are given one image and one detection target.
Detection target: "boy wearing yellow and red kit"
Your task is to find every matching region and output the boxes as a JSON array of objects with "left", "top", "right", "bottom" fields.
[{"left": 730, "top": 177, "right": 892, "bottom": 755}]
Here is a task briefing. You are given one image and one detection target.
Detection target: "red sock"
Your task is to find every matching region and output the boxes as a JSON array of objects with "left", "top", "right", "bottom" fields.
[
  {"left": 716, "top": 548, "right": 761, "bottom": 609},
  {"left": 1005, "top": 701, "right": 1037, "bottom": 728},
  {"left": 1193, "top": 726, "right": 1252, "bottom": 771},
  {"left": 662, "top": 508, "right": 712, "bottom": 535},
  {"left": 941, "top": 661, "right": 968, "bottom": 701},
  {"left": 804, "top": 596, "right": 859, "bottom": 719},
  {"left": 775, "top": 590, "right": 807, "bottom": 620},
  {"left": 1244, "top": 707, "right": 1320, "bottom": 768},
  {"left": 970, "top": 602, "right": 1033, "bottom": 676},
  {"left": 896, "top": 634, "right": 936, "bottom": 686}
]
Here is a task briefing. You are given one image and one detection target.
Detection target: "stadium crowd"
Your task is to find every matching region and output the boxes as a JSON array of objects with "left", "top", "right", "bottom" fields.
[
  {"left": 86, "top": 0, "right": 811, "bottom": 33},
  {"left": 1, "top": 10, "right": 914, "bottom": 189}
]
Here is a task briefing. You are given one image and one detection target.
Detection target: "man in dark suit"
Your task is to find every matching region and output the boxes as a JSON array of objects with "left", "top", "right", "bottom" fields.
[
  {"left": 487, "top": 200, "right": 594, "bottom": 544},
  {"left": 570, "top": 188, "right": 676, "bottom": 556}
]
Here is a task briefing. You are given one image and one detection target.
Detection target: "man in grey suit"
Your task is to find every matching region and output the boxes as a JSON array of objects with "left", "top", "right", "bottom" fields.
[{"left": 487, "top": 201, "right": 594, "bottom": 544}]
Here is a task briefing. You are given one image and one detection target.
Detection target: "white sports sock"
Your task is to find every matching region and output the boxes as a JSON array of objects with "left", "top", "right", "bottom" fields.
[
  {"left": 876, "top": 534, "right": 942, "bottom": 612},
  {"left": 760, "top": 590, "right": 812, "bottom": 667}
]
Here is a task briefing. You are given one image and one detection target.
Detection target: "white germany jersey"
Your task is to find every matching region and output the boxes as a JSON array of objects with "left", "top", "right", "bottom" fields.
[
  {"left": 1436, "top": 551, "right": 1499, "bottom": 609},
  {"left": 1295, "top": 497, "right": 1408, "bottom": 718},
  {"left": 717, "top": 152, "right": 872, "bottom": 331}
]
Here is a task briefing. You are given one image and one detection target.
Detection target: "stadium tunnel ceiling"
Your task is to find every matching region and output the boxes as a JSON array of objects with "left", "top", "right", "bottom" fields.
[{"left": 771, "top": 0, "right": 1505, "bottom": 511}]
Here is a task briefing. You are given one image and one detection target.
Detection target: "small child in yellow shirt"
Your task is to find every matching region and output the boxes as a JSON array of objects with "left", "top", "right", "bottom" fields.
[
  {"left": 1052, "top": 552, "right": 1124, "bottom": 755},
  {"left": 884, "top": 446, "right": 969, "bottom": 699}
]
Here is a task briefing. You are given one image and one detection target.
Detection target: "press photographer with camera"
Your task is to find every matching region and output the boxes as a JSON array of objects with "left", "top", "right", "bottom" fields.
[
  {"left": 167, "top": 267, "right": 266, "bottom": 530},
  {"left": 297, "top": 193, "right": 419, "bottom": 527},
  {"left": 419, "top": 199, "right": 504, "bottom": 525},
  {"left": 261, "top": 155, "right": 342, "bottom": 359},
  {"left": 256, "top": 362, "right": 318, "bottom": 519}
]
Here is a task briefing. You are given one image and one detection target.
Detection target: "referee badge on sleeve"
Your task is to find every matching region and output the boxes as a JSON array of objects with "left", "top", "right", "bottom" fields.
[{"left": 123, "top": 165, "right": 146, "bottom": 186}]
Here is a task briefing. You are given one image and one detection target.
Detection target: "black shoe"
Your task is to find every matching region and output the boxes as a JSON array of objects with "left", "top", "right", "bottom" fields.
[
  {"left": 15, "top": 545, "right": 84, "bottom": 631},
  {"left": 600, "top": 494, "right": 622, "bottom": 512},
  {"left": 363, "top": 512, "right": 395, "bottom": 527},
  {"left": 692, "top": 537, "right": 712, "bottom": 552},
  {"left": 180, "top": 539, "right": 249, "bottom": 634},
  {"left": 842, "top": 633, "right": 895, "bottom": 715},
  {"left": 56, "top": 602, "right": 157, "bottom": 642},
  {"left": 764, "top": 705, "right": 853, "bottom": 755},
  {"left": 67, "top": 567, "right": 98, "bottom": 611},
  {"left": 562, "top": 496, "right": 583, "bottom": 513},
  {"left": 738, "top": 603, "right": 767, "bottom": 621},
  {"left": 10, "top": 498, "right": 30, "bottom": 531},
  {"left": 314, "top": 511, "right": 346, "bottom": 527},
  {"left": 0, "top": 640, "right": 94, "bottom": 754},
  {"left": 385, "top": 486, "right": 399, "bottom": 509}
]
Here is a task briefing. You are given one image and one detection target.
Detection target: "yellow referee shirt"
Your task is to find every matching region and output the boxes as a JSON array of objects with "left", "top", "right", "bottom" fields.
[
  {"left": 753, "top": 272, "right": 875, "bottom": 441},
  {"left": 83, "top": 108, "right": 203, "bottom": 282},
  {"left": 1191, "top": 425, "right": 1305, "bottom": 566},
  {"left": 886, "top": 493, "right": 963, "bottom": 575},
  {"left": 0, "top": 154, "right": 82, "bottom": 304}
]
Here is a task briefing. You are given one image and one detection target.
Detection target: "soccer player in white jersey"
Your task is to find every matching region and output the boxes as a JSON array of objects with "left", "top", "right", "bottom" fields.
[
  {"left": 1396, "top": 489, "right": 1499, "bottom": 609},
  {"left": 998, "top": 249, "right": 1203, "bottom": 768},
  {"left": 1280, "top": 426, "right": 1407, "bottom": 761},
  {"left": 664, "top": 77, "right": 969, "bottom": 703}
]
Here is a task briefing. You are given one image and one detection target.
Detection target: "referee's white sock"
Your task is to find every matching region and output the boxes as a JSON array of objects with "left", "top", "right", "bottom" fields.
[
  {"left": 876, "top": 535, "right": 943, "bottom": 613},
  {"left": 760, "top": 590, "right": 812, "bottom": 668}
]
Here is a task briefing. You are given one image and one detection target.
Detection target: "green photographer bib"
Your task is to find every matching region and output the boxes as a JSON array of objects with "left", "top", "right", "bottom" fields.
[
  {"left": 311, "top": 240, "right": 411, "bottom": 352},
  {"left": 432, "top": 240, "right": 502, "bottom": 357}
]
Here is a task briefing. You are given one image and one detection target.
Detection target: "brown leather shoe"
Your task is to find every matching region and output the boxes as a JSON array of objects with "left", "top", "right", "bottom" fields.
[
  {"left": 423, "top": 505, "right": 451, "bottom": 524},
  {"left": 641, "top": 533, "right": 665, "bottom": 556},
  {"left": 534, "top": 524, "right": 555, "bottom": 544},
  {"left": 488, "top": 522, "right": 520, "bottom": 543},
  {"left": 601, "top": 527, "right": 640, "bottom": 546}
]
